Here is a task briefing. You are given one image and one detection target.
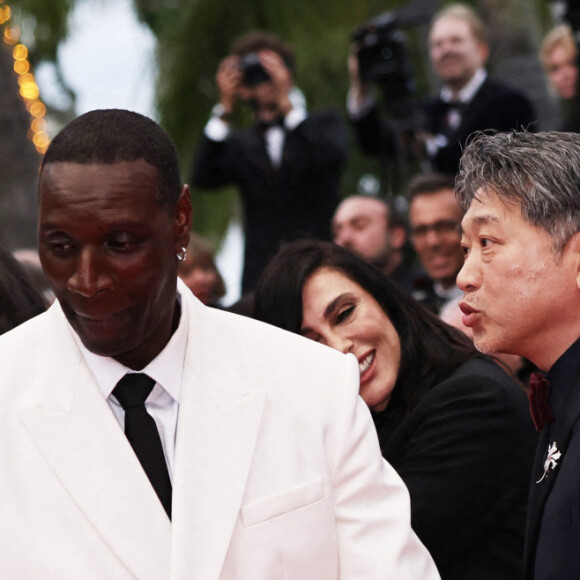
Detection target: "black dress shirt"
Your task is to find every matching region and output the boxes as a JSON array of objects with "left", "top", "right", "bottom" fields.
[{"left": 526, "top": 336, "right": 580, "bottom": 579}]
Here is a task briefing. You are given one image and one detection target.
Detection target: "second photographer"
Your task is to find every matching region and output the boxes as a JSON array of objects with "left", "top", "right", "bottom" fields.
[{"left": 348, "top": 3, "right": 537, "bottom": 176}]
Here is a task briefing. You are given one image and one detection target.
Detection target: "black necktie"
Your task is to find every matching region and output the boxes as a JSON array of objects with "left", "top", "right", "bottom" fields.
[
  {"left": 113, "top": 373, "right": 172, "bottom": 518},
  {"left": 258, "top": 116, "right": 285, "bottom": 132},
  {"left": 443, "top": 99, "right": 464, "bottom": 111}
]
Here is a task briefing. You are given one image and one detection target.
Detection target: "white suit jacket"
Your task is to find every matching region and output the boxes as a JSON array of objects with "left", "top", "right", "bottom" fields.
[{"left": 0, "top": 283, "right": 439, "bottom": 579}]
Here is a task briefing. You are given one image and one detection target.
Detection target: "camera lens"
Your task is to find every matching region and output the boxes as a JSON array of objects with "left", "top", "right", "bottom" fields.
[{"left": 241, "top": 53, "right": 270, "bottom": 86}]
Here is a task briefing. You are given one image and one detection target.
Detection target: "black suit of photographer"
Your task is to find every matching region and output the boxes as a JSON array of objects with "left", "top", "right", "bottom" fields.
[
  {"left": 192, "top": 48, "right": 348, "bottom": 294},
  {"left": 351, "top": 76, "right": 536, "bottom": 176}
]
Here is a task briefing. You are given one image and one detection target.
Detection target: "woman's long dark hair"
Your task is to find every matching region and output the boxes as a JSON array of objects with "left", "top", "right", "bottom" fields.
[
  {"left": 0, "top": 247, "right": 46, "bottom": 335},
  {"left": 254, "top": 239, "right": 478, "bottom": 414}
]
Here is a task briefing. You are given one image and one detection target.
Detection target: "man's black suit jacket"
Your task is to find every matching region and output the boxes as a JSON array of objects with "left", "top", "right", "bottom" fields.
[
  {"left": 352, "top": 77, "right": 536, "bottom": 175},
  {"left": 192, "top": 110, "right": 348, "bottom": 293},
  {"left": 524, "top": 337, "right": 580, "bottom": 580}
]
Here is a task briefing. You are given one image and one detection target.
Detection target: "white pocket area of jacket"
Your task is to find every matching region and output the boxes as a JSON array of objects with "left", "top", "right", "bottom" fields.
[{"left": 241, "top": 477, "right": 326, "bottom": 527}]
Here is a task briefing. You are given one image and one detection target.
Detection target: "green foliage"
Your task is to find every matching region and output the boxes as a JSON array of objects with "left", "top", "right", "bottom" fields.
[
  {"left": 7, "top": 0, "right": 74, "bottom": 63},
  {"left": 12, "top": 0, "right": 549, "bottom": 243},
  {"left": 5, "top": 0, "right": 431, "bottom": 240},
  {"left": 140, "top": 0, "right": 408, "bottom": 238}
]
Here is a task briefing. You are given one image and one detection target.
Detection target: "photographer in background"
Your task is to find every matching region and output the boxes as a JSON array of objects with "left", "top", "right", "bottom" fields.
[
  {"left": 192, "top": 32, "right": 348, "bottom": 295},
  {"left": 348, "top": 3, "right": 536, "bottom": 176}
]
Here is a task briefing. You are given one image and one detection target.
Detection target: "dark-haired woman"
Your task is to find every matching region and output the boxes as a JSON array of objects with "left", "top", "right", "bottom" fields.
[
  {"left": 254, "top": 239, "right": 536, "bottom": 580},
  {"left": 0, "top": 247, "right": 46, "bottom": 335}
]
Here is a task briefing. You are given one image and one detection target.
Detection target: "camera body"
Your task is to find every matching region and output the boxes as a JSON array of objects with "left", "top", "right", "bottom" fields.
[
  {"left": 352, "top": 11, "right": 415, "bottom": 103},
  {"left": 240, "top": 53, "right": 271, "bottom": 86}
]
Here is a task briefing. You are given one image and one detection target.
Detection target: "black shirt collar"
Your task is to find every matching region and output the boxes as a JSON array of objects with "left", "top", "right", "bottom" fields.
[{"left": 546, "top": 336, "right": 580, "bottom": 417}]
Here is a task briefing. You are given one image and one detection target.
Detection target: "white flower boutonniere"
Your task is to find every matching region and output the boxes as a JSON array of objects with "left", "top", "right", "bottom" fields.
[{"left": 537, "top": 442, "right": 562, "bottom": 483}]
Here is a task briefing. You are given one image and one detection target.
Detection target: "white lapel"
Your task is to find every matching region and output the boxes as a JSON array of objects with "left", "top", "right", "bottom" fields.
[
  {"left": 170, "top": 291, "right": 267, "bottom": 579},
  {"left": 19, "top": 303, "right": 171, "bottom": 580}
]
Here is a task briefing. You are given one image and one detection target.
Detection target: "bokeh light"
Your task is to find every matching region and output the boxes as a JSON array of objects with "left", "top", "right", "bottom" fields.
[{"left": 2, "top": 6, "right": 49, "bottom": 153}]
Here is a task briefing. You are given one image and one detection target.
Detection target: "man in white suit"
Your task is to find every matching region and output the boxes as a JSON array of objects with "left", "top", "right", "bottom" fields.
[{"left": 0, "top": 109, "right": 439, "bottom": 579}]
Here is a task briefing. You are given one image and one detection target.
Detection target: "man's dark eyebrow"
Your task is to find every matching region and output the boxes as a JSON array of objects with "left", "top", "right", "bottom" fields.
[
  {"left": 473, "top": 214, "right": 501, "bottom": 226},
  {"left": 461, "top": 213, "right": 502, "bottom": 238},
  {"left": 38, "top": 222, "right": 59, "bottom": 232}
]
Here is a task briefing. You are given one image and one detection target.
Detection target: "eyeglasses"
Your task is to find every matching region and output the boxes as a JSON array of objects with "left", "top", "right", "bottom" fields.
[{"left": 410, "top": 220, "right": 460, "bottom": 240}]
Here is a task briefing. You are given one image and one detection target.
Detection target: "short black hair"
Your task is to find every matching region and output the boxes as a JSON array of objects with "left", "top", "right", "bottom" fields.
[{"left": 41, "top": 109, "right": 182, "bottom": 206}]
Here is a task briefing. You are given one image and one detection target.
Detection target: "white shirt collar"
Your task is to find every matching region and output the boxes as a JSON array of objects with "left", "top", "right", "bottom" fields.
[
  {"left": 71, "top": 282, "right": 188, "bottom": 404},
  {"left": 440, "top": 68, "right": 487, "bottom": 104}
]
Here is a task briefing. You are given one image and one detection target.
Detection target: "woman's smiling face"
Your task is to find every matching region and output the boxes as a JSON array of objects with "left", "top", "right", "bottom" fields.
[{"left": 300, "top": 267, "right": 401, "bottom": 411}]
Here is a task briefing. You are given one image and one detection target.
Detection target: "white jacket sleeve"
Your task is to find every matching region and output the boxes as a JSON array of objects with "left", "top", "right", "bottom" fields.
[{"left": 331, "top": 353, "right": 440, "bottom": 580}]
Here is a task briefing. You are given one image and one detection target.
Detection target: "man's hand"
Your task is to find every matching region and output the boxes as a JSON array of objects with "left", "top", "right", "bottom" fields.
[
  {"left": 258, "top": 50, "right": 293, "bottom": 116},
  {"left": 216, "top": 55, "right": 241, "bottom": 114}
]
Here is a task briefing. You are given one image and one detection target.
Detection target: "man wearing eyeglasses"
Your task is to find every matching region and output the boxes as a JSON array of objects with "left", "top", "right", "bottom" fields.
[
  {"left": 406, "top": 173, "right": 464, "bottom": 314},
  {"left": 192, "top": 31, "right": 348, "bottom": 296}
]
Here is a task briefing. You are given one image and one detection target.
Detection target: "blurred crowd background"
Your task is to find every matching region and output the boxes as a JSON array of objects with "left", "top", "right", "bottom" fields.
[{"left": 0, "top": 0, "right": 571, "bottom": 305}]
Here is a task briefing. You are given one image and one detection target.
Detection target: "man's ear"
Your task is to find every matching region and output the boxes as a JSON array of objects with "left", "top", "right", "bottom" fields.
[
  {"left": 561, "top": 230, "right": 580, "bottom": 290},
  {"left": 173, "top": 184, "right": 193, "bottom": 252},
  {"left": 478, "top": 42, "right": 490, "bottom": 67},
  {"left": 389, "top": 225, "right": 407, "bottom": 251}
]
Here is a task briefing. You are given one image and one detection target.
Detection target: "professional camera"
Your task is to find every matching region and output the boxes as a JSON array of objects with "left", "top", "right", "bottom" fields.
[
  {"left": 240, "top": 53, "right": 270, "bottom": 86},
  {"left": 352, "top": 11, "right": 416, "bottom": 105},
  {"left": 351, "top": 4, "right": 435, "bottom": 189}
]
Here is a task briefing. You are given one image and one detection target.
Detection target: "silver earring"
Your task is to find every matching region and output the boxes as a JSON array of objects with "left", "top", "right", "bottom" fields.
[{"left": 177, "top": 247, "right": 187, "bottom": 261}]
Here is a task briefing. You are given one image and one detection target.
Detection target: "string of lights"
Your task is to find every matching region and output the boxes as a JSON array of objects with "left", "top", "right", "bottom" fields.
[{"left": 0, "top": 0, "right": 49, "bottom": 154}]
